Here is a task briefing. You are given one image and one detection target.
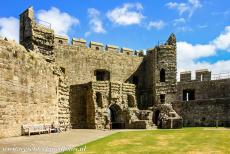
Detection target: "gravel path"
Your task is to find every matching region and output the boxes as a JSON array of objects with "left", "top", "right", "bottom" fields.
[{"left": 0, "top": 129, "right": 118, "bottom": 154}]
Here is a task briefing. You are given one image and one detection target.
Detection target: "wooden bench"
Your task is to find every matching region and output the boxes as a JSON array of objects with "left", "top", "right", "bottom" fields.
[{"left": 22, "top": 124, "right": 50, "bottom": 136}]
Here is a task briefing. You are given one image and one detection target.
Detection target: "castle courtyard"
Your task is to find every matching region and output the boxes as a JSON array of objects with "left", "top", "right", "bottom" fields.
[
  {"left": 0, "top": 128, "right": 230, "bottom": 154},
  {"left": 1, "top": 1, "right": 230, "bottom": 154}
]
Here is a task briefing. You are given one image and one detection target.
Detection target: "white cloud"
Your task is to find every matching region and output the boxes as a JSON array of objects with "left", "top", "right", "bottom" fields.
[
  {"left": 147, "top": 20, "right": 166, "bottom": 30},
  {"left": 212, "top": 26, "right": 230, "bottom": 52},
  {"left": 37, "top": 7, "right": 79, "bottom": 36},
  {"left": 177, "top": 25, "right": 230, "bottom": 77},
  {"left": 87, "top": 8, "right": 106, "bottom": 35},
  {"left": 166, "top": 0, "right": 202, "bottom": 18},
  {"left": 173, "top": 18, "right": 186, "bottom": 26},
  {"left": 177, "top": 42, "right": 216, "bottom": 63},
  {"left": 0, "top": 17, "right": 19, "bottom": 42},
  {"left": 106, "top": 3, "right": 144, "bottom": 26}
]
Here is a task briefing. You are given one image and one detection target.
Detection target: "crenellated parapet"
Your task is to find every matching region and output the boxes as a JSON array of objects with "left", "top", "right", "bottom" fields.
[
  {"left": 180, "top": 71, "right": 192, "bottom": 82},
  {"left": 106, "top": 44, "right": 119, "bottom": 53},
  {"left": 19, "top": 7, "right": 145, "bottom": 62},
  {"left": 89, "top": 41, "right": 104, "bottom": 51},
  {"left": 54, "top": 35, "right": 68, "bottom": 45},
  {"left": 53, "top": 35, "right": 145, "bottom": 57},
  {"left": 179, "top": 69, "right": 211, "bottom": 82},
  {"left": 195, "top": 69, "right": 211, "bottom": 81},
  {"left": 72, "top": 38, "right": 86, "bottom": 48}
]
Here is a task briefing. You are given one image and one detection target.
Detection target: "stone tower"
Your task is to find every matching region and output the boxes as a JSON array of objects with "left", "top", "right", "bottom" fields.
[
  {"left": 154, "top": 33, "right": 177, "bottom": 105},
  {"left": 19, "top": 7, "right": 55, "bottom": 61}
]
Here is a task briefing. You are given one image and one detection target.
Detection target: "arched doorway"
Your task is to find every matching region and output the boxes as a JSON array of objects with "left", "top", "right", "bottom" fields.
[
  {"left": 153, "top": 110, "right": 160, "bottom": 126},
  {"left": 109, "top": 104, "right": 125, "bottom": 129}
]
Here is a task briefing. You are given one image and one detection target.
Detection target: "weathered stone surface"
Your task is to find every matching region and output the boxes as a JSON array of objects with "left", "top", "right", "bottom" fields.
[
  {"left": 2, "top": 6, "right": 230, "bottom": 138},
  {"left": 0, "top": 40, "right": 69, "bottom": 137},
  {"left": 174, "top": 78, "right": 230, "bottom": 127},
  {"left": 20, "top": 7, "right": 55, "bottom": 61},
  {"left": 69, "top": 81, "right": 154, "bottom": 129}
]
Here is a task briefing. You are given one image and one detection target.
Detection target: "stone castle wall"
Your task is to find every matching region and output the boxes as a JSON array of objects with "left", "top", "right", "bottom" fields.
[
  {"left": 173, "top": 98, "right": 230, "bottom": 127},
  {"left": 174, "top": 75, "right": 230, "bottom": 127},
  {"left": 3, "top": 6, "right": 230, "bottom": 137},
  {"left": 177, "top": 79, "right": 230, "bottom": 100},
  {"left": 0, "top": 39, "right": 69, "bottom": 137},
  {"left": 54, "top": 44, "right": 144, "bottom": 85},
  {"left": 70, "top": 81, "right": 154, "bottom": 129}
]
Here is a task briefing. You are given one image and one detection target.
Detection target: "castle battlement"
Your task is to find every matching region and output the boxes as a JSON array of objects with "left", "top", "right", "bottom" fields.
[
  {"left": 53, "top": 33, "right": 145, "bottom": 57},
  {"left": 19, "top": 7, "right": 155, "bottom": 59},
  {"left": 180, "top": 69, "right": 212, "bottom": 82}
]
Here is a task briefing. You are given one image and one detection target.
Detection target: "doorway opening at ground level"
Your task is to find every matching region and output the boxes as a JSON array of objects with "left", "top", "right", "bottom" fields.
[
  {"left": 153, "top": 110, "right": 160, "bottom": 126},
  {"left": 109, "top": 104, "right": 125, "bottom": 129}
]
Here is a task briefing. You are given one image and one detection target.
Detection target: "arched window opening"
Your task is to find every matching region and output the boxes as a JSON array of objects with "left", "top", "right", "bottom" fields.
[
  {"left": 95, "top": 46, "right": 100, "bottom": 50},
  {"left": 96, "top": 92, "right": 103, "bottom": 107},
  {"left": 160, "top": 69, "right": 165, "bottom": 82},
  {"left": 127, "top": 95, "right": 135, "bottom": 107},
  {"left": 58, "top": 40, "right": 63, "bottom": 44}
]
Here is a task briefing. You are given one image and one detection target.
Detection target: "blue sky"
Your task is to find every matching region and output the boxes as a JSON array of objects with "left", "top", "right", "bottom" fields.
[{"left": 0, "top": 0, "right": 230, "bottom": 76}]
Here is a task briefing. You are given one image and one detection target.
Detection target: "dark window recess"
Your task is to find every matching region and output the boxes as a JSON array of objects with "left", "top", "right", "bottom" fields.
[
  {"left": 132, "top": 76, "right": 139, "bottom": 85},
  {"left": 183, "top": 89, "right": 195, "bottom": 101},
  {"left": 127, "top": 95, "right": 135, "bottom": 107},
  {"left": 60, "top": 67, "right": 65, "bottom": 74},
  {"left": 95, "top": 47, "right": 100, "bottom": 50},
  {"left": 96, "top": 92, "right": 103, "bottom": 107},
  {"left": 160, "top": 69, "right": 165, "bottom": 82},
  {"left": 160, "top": 94, "right": 165, "bottom": 103},
  {"left": 95, "top": 70, "right": 110, "bottom": 81},
  {"left": 58, "top": 40, "right": 63, "bottom": 44},
  {"left": 154, "top": 110, "right": 160, "bottom": 126}
]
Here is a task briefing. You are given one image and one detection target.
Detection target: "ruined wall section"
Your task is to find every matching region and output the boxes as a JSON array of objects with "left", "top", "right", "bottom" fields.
[
  {"left": 53, "top": 67, "right": 70, "bottom": 131},
  {"left": 0, "top": 40, "right": 60, "bottom": 137},
  {"left": 91, "top": 81, "right": 110, "bottom": 129},
  {"left": 173, "top": 98, "right": 230, "bottom": 127},
  {"left": 71, "top": 81, "right": 153, "bottom": 129},
  {"left": 20, "top": 7, "right": 55, "bottom": 61},
  {"left": 175, "top": 77, "right": 230, "bottom": 127},
  {"left": 176, "top": 79, "right": 230, "bottom": 100},
  {"left": 54, "top": 44, "right": 143, "bottom": 85}
]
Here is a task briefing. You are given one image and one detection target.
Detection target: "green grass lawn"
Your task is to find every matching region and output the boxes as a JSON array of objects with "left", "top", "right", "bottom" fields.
[{"left": 61, "top": 128, "right": 230, "bottom": 154}]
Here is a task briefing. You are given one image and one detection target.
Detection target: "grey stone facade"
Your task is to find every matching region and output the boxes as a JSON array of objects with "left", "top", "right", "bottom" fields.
[{"left": 174, "top": 72, "right": 230, "bottom": 127}]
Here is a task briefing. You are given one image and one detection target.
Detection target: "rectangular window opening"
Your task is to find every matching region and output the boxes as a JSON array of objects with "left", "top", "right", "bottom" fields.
[{"left": 183, "top": 89, "right": 195, "bottom": 101}]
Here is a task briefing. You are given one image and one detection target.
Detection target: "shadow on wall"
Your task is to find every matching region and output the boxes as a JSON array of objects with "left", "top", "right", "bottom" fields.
[
  {"left": 125, "top": 55, "right": 154, "bottom": 110},
  {"left": 69, "top": 84, "right": 95, "bottom": 129}
]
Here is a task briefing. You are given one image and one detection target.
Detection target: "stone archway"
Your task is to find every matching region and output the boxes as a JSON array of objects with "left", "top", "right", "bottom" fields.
[{"left": 109, "top": 104, "right": 125, "bottom": 129}]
